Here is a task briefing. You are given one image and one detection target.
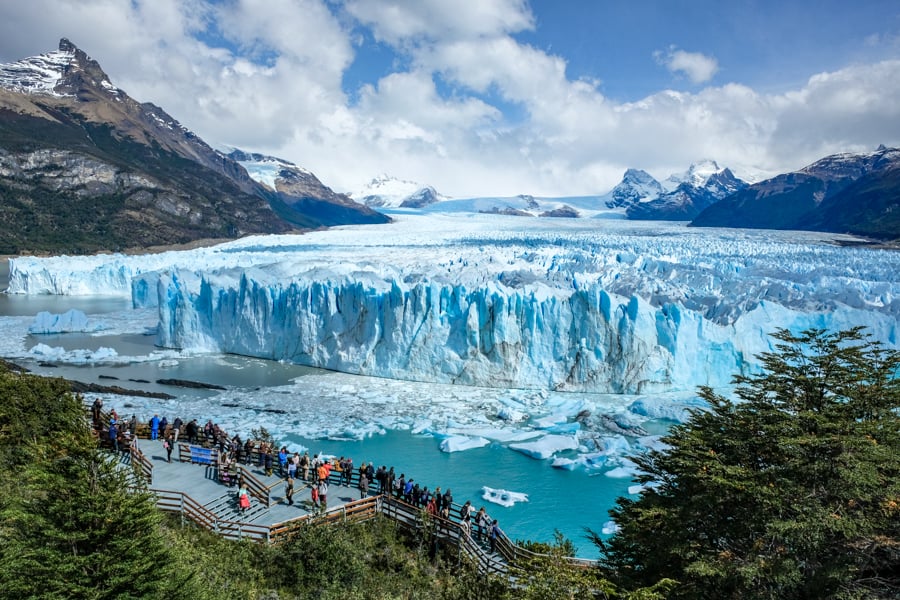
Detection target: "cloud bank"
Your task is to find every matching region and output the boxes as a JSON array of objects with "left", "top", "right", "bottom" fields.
[{"left": 1, "top": 0, "right": 899, "bottom": 197}]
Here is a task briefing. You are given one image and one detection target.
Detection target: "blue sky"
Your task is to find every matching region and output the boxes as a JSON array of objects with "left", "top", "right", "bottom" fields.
[{"left": 2, "top": 0, "right": 900, "bottom": 196}]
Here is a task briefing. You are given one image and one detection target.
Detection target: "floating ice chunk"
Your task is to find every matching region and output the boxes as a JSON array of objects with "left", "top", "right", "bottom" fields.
[
  {"left": 604, "top": 466, "right": 635, "bottom": 478},
  {"left": 551, "top": 457, "right": 578, "bottom": 470},
  {"left": 628, "top": 395, "right": 708, "bottom": 423},
  {"left": 497, "top": 406, "right": 527, "bottom": 421},
  {"left": 28, "top": 343, "right": 119, "bottom": 364},
  {"left": 532, "top": 414, "right": 568, "bottom": 429},
  {"left": 542, "top": 421, "right": 581, "bottom": 434},
  {"left": 439, "top": 435, "right": 490, "bottom": 453},
  {"left": 445, "top": 427, "right": 541, "bottom": 443},
  {"left": 582, "top": 434, "right": 631, "bottom": 456},
  {"left": 28, "top": 309, "right": 107, "bottom": 334},
  {"left": 509, "top": 434, "right": 579, "bottom": 459},
  {"left": 601, "top": 520, "right": 620, "bottom": 535},
  {"left": 482, "top": 486, "right": 529, "bottom": 507}
]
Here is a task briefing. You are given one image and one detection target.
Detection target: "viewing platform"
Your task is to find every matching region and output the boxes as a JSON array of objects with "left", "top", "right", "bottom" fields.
[{"left": 110, "top": 433, "right": 598, "bottom": 577}]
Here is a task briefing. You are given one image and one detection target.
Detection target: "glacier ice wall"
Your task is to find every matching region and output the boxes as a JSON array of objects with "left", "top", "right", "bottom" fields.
[
  {"left": 154, "top": 265, "right": 898, "bottom": 394},
  {"left": 7, "top": 216, "right": 899, "bottom": 394}
]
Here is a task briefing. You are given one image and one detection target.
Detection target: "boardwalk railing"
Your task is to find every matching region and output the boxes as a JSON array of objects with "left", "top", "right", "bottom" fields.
[
  {"left": 147, "top": 485, "right": 595, "bottom": 577},
  {"left": 129, "top": 444, "right": 153, "bottom": 483}
]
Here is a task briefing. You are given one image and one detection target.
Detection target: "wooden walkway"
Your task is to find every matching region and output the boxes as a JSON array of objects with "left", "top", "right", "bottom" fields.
[{"left": 114, "top": 433, "right": 597, "bottom": 577}]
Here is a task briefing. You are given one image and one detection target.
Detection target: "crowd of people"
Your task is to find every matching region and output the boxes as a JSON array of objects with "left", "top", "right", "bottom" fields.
[{"left": 90, "top": 398, "right": 505, "bottom": 553}]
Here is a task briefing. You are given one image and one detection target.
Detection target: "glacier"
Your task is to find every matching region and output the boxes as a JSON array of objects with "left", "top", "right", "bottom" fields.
[{"left": 8, "top": 214, "right": 899, "bottom": 395}]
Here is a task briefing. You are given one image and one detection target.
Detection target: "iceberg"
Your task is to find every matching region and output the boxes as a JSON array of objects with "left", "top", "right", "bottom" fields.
[
  {"left": 439, "top": 435, "right": 490, "bottom": 453},
  {"left": 509, "top": 434, "right": 580, "bottom": 460},
  {"left": 482, "top": 486, "right": 529, "bottom": 507}
]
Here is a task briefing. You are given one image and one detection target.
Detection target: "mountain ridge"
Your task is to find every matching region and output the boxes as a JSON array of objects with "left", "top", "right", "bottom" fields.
[
  {"left": 691, "top": 146, "right": 900, "bottom": 239},
  {"left": 0, "top": 39, "right": 386, "bottom": 254}
]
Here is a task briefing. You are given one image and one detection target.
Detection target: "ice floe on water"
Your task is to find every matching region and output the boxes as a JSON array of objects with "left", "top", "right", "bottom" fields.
[
  {"left": 28, "top": 309, "right": 107, "bottom": 334},
  {"left": 482, "top": 486, "right": 529, "bottom": 507}
]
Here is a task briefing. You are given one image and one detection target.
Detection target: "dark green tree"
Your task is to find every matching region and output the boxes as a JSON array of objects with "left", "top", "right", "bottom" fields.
[
  {"left": 595, "top": 328, "right": 900, "bottom": 599},
  {"left": 0, "top": 367, "right": 205, "bottom": 599}
]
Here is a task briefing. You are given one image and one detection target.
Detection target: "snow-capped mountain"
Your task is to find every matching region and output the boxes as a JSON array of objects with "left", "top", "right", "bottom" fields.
[
  {"left": 225, "top": 149, "right": 385, "bottom": 227},
  {"left": 692, "top": 146, "right": 900, "bottom": 240},
  {"left": 0, "top": 39, "right": 386, "bottom": 253},
  {"left": 604, "top": 169, "right": 665, "bottom": 209},
  {"left": 663, "top": 159, "right": 723, "bottom": 191},
  {"left": 351, "top": 174, "right": 448, "bottom": 208},
  {"left": 626, "top": 161, "right": 748, "bottom": 221}
]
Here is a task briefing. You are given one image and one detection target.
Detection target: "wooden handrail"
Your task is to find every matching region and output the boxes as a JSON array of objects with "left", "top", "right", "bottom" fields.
[{"left": 129, "top": 444, "right": 153, "bottom": 483}]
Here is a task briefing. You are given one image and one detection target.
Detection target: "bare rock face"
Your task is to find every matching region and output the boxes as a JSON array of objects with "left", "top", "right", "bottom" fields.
[{"left": 0, "top": 39, "right": 386, "bottom": 254}]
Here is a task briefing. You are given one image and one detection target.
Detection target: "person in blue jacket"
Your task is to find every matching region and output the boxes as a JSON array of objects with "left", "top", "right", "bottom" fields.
[
  {"left": 108, "top": 420, "right": 119, "bottom": 452},
  {"left": 149, "top": 414, "right": 160, "bottom": 440}
]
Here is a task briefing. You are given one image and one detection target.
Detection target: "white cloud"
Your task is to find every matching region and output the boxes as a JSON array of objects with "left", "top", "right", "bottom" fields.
[
  {"left": 1, "top": 1, "right": 899, "bottom": 198},
  {"left": 656, "top": 47, "right": 719, "bottom": 84}
]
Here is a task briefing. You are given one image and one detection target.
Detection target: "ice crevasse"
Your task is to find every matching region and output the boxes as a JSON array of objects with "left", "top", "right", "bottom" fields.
[{"left": 149, "top": 266, "right": 897, "bottom": 394}]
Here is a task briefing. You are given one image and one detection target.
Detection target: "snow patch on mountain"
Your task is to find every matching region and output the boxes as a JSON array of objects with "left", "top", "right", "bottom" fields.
[
  {"left": 350, "top": 174, "right": 448, "bottom": 208},
  {"left": 227, "top": 149, "right": 311, "bottom": 191},
  {"left": 0, "top": 47, "right": 74, "bottom": 97}
]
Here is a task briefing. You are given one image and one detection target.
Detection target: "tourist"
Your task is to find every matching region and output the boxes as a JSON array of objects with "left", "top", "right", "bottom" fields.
[
  {"left": 277, "top": 447, "right": 288, "bottom": 477},
  {"left": 108, "top": 420, "right": 118, "bottom": 452},
  {"left": 426, "top": 495, "right": 437, "bottom": 517},
  {"left": 90, "top": 397, "right": 103, "bottom": 429},
  {"left": 442, "top": 488, "right": 453, "bottom": 516},
  {"left": 317, "top": 479, "right": 328, "bottom": 510},
  {"left": 163, "top": 433, "right": 174, "bottom": 463},
  {"left": 403, "top": 478, "right": 414, "bottom": 503},
  {"left": 186, "top": 418, "right": 199, "bottom": 444},
  {"left": 300, "top": 452, "right": 310, "bottom": 481},
  {"left": 149, "top": 414, "right": 160, "bottom": 440},
  {"left": 490, "top": 519, "right": 502, "bottom": 554},
  {"left": 128, "top": 414, "right": 138, "bottom": 437},
  {"left": 385, "top": 466, "right": 395, "bottom": 495},
  {"left": 343, "top": 457, "right": 353, "bottom": 485},
  {"left": 310, "top": 483, "right": 319, "bottom": 509},
  {"left": 284, "top": 477, "right": 294, "bottom": 506},
  {"left": 460, "top": 500, "right": 473, "bottom": 523},
  {"left": 434, "top": 486, "right": 443, "bottom": 512},
  {"left": 238, "top": 484, "right": 251, "bottom": 513},
  {"left": 159, "top": 415, "right": 168, "bottom": 439},
  {"left": 359, "top": 472, "right": 369, "bottom": 499},
  {"left": 395, "top": 474, "right": 405, "bottom": 499},
  {"left": 475, "top": 507, "right": 489, "bottom": 541},
  {"left": 287, "top": 452, "right": 298, "bottom": 479},
  {"left": 172, "top": 416, "right": 183, "bottom": 442},
  {"left": 459, "top": 515, "right": 471, "bottom": 539},
  {"left": 264, "top": 448, "right": 274, "bottom": 477}
]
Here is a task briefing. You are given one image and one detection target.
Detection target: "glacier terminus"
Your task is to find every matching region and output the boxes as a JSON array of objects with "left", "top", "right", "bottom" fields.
[{"left": 9, "top": 214, "right": 898, "bottom": 395}]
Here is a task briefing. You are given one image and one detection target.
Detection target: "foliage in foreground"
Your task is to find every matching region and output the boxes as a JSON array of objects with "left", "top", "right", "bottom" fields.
[{"left": 596, "top": 328, "right": 900, "bottom": 599}]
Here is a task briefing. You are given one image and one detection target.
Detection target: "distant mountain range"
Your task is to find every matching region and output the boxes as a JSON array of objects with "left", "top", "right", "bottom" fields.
[
  {"left": 396, "top": 152, "right": 899, "bottom": 241},
  {"left": 691, "top": 145, "right": 900, "bottom": 240},
  {"left": 0, "top": 39, "right": 386, "bottom": 254},
  {"left": 1, "top": 39, "right": 896, "bottom": 253}
]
